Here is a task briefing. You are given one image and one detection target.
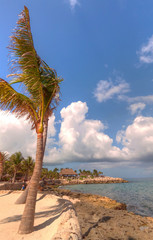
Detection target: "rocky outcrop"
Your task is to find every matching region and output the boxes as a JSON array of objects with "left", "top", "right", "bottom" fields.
[
  {"left": 53, "top": 188, "right": 127, "bottom": 210},
  {"left": 60, "top": 176, "right": 128, "bottom": 186}
]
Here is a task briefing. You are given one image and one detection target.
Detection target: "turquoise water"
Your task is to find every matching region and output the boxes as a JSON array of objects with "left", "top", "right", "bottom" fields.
[{"left": 62, "top": 178, "right": 153, "bottom": 217}]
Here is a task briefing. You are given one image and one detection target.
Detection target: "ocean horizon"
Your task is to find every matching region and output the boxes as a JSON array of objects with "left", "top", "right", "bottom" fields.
[{"left": 62, "top": 177, "right": 153, "bottom": 217}]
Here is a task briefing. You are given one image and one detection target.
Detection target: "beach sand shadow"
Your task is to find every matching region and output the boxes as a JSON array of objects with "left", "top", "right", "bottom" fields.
[
  {"left": 36, "top": 193, "right": 46, "bottom": 202},
  {"left": 0, "top": 190, "right": 13, "bottom": 198},
  {"left": 34, "top": 198, "right": 74, "bottom": 231},
  {"left": 0, "top": 197, "right": 75, "bottom": 233}
]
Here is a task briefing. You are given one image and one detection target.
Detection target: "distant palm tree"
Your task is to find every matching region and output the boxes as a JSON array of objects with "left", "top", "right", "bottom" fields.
[
  {"left": 0, "top": 152, "right": 8, "bottom": 180},
  {"left": 10, "top": 152, "right": 24, "bottom": 183},
  {"left": 0, "top": 152, "right": 3, "bottom": 180},
  {"left": 21, "top": 156, "right": 35, "bottom": 181},
  {"left": 93, "top": 169, "right": 99, "bottom": 177},
  {"left": 53, "top": 167, "right": 59, "bottom": 172},
  {"left": 0, "top": 6, "right": 62, "bottom": 234}
]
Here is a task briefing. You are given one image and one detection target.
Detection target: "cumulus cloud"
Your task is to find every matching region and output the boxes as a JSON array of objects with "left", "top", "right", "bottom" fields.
[
  {"left": 45, "top": 103, "right": 153, "bottom": 168},
  {"left": 138, "top": 35, "right": 153, "bottom": 63},
  {"left": 94, "top": 78, "right": 130, "bottom": 102},
  {"left": 116, "top": 116, "right": 153, "bottom": 162},
  {"left": 1, "top": 103, "right": 153, "bottom": 168},
  {"left": 45, "top": 101, "right": 122, "bottom": 164},
  {"left": 0, "top": 110, "right": 55, "bottom": 159},
  {"left": 129, "top": 102, "right": 146, "bottom": 115}
]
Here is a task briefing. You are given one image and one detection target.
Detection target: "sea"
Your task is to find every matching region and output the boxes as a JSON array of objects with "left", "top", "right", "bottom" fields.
[{"left": 61, "top": 178, "right": 153, "bottom": 217}]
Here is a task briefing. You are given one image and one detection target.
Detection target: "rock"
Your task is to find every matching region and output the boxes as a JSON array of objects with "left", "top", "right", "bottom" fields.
[{"left": 51, "top": 199, "right": 82, "bottom": 240}]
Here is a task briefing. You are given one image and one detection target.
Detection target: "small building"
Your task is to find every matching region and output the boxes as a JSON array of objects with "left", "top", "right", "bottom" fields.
[{"left": 59, "top": 168, "right": 78, "bottom": 178}]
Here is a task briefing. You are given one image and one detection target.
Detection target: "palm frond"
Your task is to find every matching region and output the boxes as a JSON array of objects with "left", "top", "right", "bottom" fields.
[
  {"left": 6, "top": 6, "right": 63, "bottom": 130},
  {"left": 40, "top": 60, "right": 63, "bottom": 113},
  {"left": 8, "top": 6, "right": 42, "bottom": 98},
  {"left": 0, "top": 78, "right": 38, "bottom": 129}
]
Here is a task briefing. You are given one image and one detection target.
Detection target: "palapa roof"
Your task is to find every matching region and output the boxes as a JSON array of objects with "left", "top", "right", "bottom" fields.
[{"left": 59, "top": 168, "right": 77, "bottom": 176}]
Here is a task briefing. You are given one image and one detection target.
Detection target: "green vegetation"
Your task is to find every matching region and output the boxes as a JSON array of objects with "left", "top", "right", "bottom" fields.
[
  {"left": 1, "top": 151, "right": 35, "bottom": 182},
  {"left": 41, "top": 168, "right": 59, "bottom": 179},
  {"left": 79, "top": 169, "right": 103, "bottom": 177},
  {"left": 1, "top": 157, "right": 103, "bottom": 182}
]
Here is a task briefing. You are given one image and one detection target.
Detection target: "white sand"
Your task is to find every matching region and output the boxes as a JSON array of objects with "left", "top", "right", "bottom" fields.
[{"left": 0, "top": 191, "right": 81, "bottom": 240}]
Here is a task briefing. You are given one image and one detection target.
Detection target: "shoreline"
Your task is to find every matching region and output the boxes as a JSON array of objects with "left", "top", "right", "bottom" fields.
[
  {"left": 0, "top": 189, "right": 153, "bottom": 239},
  {"left": 52, "top": 188, "right": 153, "bottom": 239}
]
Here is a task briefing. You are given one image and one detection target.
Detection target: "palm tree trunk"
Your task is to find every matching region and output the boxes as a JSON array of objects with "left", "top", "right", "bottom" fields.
[
  {"left": 12, "top": 169, "right": 17, "bottom": 183},
  {"left": 18, "top": 131, "right": 43, "bottom": 234},
  {"left": 0, "top": 152, "right": 3, "bottom": 181},
  {"left": 15, "top": 120, "right": 48, "bottom": 205}
]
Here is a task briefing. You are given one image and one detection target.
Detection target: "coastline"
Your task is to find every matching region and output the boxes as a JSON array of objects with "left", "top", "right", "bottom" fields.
[
  {"left": 53, "top": 188, "right": 153, "bottom": 239},
  {"left": 0, "top": 189, "right": 153, "bottom": 239}
]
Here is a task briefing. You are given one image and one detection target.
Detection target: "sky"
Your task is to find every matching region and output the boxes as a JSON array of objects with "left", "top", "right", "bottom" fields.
[{"left": 1, "top": 0, "right": 153, "bottom": 178}]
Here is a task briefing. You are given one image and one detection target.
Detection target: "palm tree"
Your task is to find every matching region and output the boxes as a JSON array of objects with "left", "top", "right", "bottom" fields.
[
  {"left": 0, "top": 6, "right": 62, "bottom": 234},
  {"left": 3, "top": 159, "right": 14, "bottom": 179},
  {"left": 0, "top": 152, "right": 3, "bottom": 180},
  {"left": 10, "top": 152, "right": 24, "bottom": 182},
  {"left": 21, "top": 156, "right": 35, "bottom": 181},
  {"left": 93, "top": 169, "right": 99, "bottom": 177},
  {"left": 0, "top": 152, "right": 8, "bottom": 180}
]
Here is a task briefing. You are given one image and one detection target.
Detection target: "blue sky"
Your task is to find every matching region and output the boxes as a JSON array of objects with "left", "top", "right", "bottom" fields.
[{"left": 1, "top": 0, "right": 153, "bottom": 177}]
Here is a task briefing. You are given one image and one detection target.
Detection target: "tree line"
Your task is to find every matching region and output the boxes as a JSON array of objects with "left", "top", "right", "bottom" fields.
[
  {"left": 0, "top": 151, "right": 34, "bottom": 182},
  {"left": 0, "top": 152, "right": 103, "bottom": 182}
]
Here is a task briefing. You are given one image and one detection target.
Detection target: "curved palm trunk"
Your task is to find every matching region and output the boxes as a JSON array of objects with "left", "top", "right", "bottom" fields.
[
  {"left": 15, "top": 120, "right": 48, "bottom": 205},
  {"left": 18, "top": 131, "right": 43, "bottom": 234},
  {"left": 15, "top": 184, "right": 29, "bottom": 204},
  {"left": 0, "top": 152, "right": 3, "bottom": 181},
  {"left": 12, "top": 168, "right": 17, "bottom": 183}
]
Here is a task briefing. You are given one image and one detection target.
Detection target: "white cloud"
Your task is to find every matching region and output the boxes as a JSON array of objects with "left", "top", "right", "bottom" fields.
[
  {"left": 68, "top": 0, "right": 79, "bottom": 9},
  {"left": 126, "top": 95, "right": 153, "bottom": 115},
  {"left": 45, "top": 102, "right": 153, "bottom": 168},
  {"left": 0, "top": 110, "right": 55, "bottom": 159},
  {"left": 1, "top": 103, "right": 153, "bottom": 168},
  {"left": 0, "top": 110, "right": 36, "bottom": 158},
  {"left": 94, "top": 78, "right": 130, "bottom": 102},
  {"left": 45, "top": 101, "right": 122, "bottom": 164},
  {"left": 129, "top": 102, "right": 146, "bottom": 115},
  {"left": 138, "top": 35, "right": 153, "bottom": 63},
  {"left": 129, "top": 95, "right": 153, "bottom": 104},
  {"left": 117, "top": 116, "right": 153, "bottom": 161}
]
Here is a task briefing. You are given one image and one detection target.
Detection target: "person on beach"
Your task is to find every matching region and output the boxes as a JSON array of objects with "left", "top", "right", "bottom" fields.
[
  {"left": 21, "top": 184, "right": 25, "bottom": 191},
  {"left": 21, "top": 181, "right": 27, "bottom": 191}
]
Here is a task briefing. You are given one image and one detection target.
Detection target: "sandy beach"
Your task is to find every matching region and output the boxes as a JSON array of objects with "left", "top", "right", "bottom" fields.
[
  {"left": 0, "top": 190, "right": 81, "bottom": 240},
  {"left": 1, "top": 190, "right": 153, "bottom": 240}
]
